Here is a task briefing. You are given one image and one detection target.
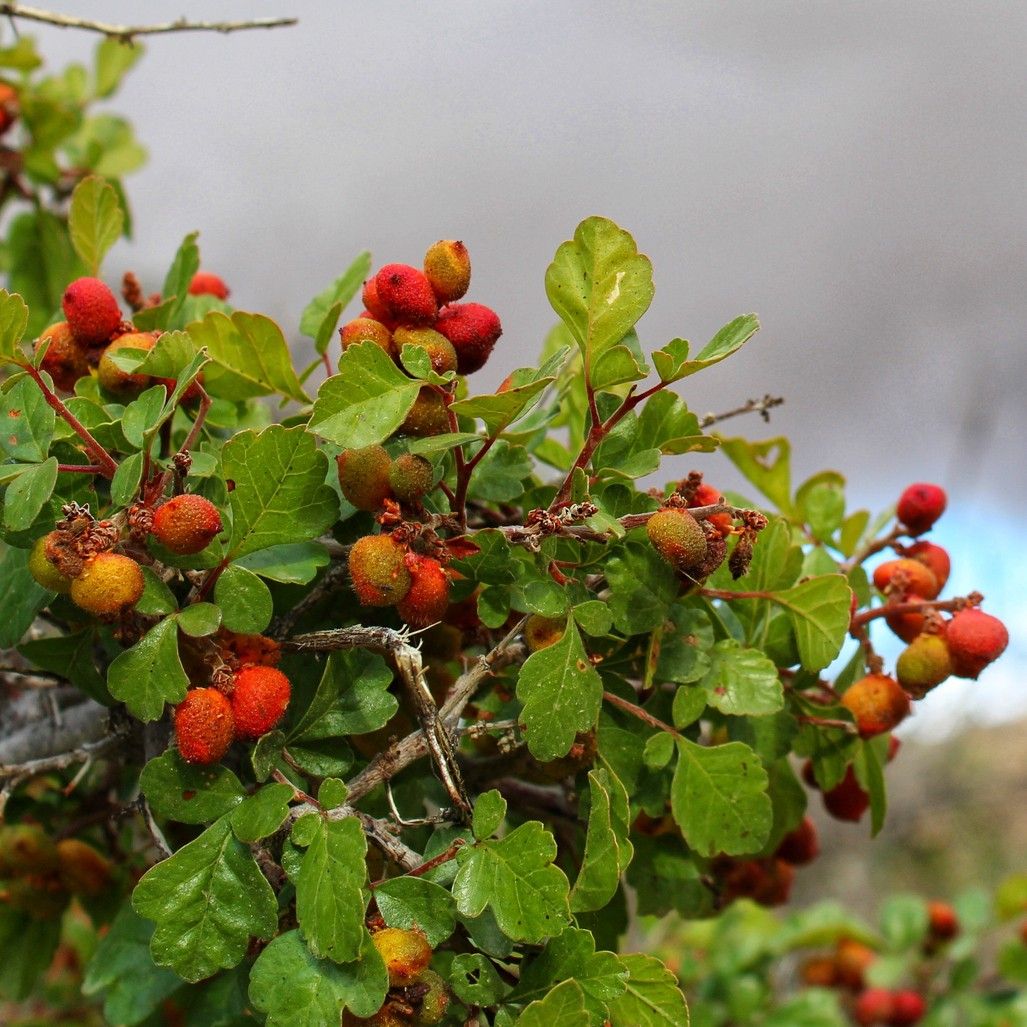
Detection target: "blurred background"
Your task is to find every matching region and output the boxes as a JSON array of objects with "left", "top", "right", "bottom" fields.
[{"left": 24, "top": 0, "right": 1026, "bottom": 825}]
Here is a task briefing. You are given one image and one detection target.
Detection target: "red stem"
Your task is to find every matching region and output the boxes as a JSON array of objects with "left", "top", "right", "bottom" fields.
[
  {"left": 371, "top": 838, "right": 466, "bottom": 888},
  {"left": 849, "top": 593, "right": 980, "bottom": 633},
  {"left": 603, "top": 690, "right": 680, "bottom": 737},
  {"left": 57, "top": 463, "right": 103, "bottom": 474}
]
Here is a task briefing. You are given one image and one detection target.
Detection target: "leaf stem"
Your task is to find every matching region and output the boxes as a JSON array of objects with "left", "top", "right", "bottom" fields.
[{"left": 602, "top": 690, "right": 680, "bottom": 737}]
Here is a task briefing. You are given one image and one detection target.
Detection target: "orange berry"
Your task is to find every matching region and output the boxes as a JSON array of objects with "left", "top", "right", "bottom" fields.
[
  {"left": 835, "top": 938, "right": 876, "bottom": 990},
  {"left": 646, "top": 507, "right": 707, "bottom": 574},
  {"left": 152, "top": 494, "right": 223, "bottom": 555},
  {"left": 371, "top": 927, "right": 432, "bottom": 986},
  {"left": 348, "top": 535, "right": 412, "bottom": 607},
  {"left": 903, "top": 541, "right": 950, "bottom": 593},
  {"left": 897, "top": 483, "right": 946, "bottom": 535},
  {"left": 423, "top": 240, "right": 471, "bottom": 304},
  {"left": 945, "top": 608, "right": 1008, "bottom": 679},
  {"left": 175, "top": 688, "right": 235, "bottom": 765},
  {"left": 373, "top": 264, "right": 438, "bottom": 326},
  {"left": 97, "top": 332, "right": 157, "bottom": 398},
  {"left": 231, "top": 666, "right": 291, "bottom": 741},
  {"left": 841, "top": 674, "right": 910, "bottom": 738},
  {"left": 70, "top": 553, "right": 144, "bottom": 617},
  {"left": 55, "top": 839, "right": 112, "bottom": 896},
  {"left": 62, "top": 277, "right": 122, "bottom": 347},
  {"left": 926, "top": 900, "right": 959, "bottom": 941},
  {"left": 872, "top": 558, "right": 939, "bottom": 599},
  {"left": 35, "top": 322, "right": 88, "bottom": 393},
  {"left": 188, "top": 271, "right": 229, "bottom": 300},
  {"left": 397, "top": 556, "right": 450, "bottom": 628},
  {"left": 885, "top": 604, "right": 927, "bottom": 644},
  {"left": 340, "top": 316, "right": 395, "bottom": 357},
  {"left": 435, "top": 302, "right": 502, "bottom": 374}
]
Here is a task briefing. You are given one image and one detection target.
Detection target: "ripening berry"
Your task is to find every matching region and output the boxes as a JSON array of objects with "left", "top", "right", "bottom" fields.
[
  {"left": 835, "top": 938, "right": 876, "bottom": 990},
  {"left": 841, "top": 673, "right": 910, "bottom": 737},
  {"left": 373, "top": 264, "right": 438, "bottom": 325},
  {"left": 897, "top": 482, "right": 946, "bottom": 535},
  {"left": 890, "top": 991, "right": 927, "bottom": 1025},
  {"left": 896, "top": 633, "right": 952, "bottom": 699},
  {"left": 0, "top": 824, "right": 58, "bottom": 877},
  {"left": 55, "top": 838, "right": 112, "bottom": 896},
  {"left": 360, "top": 277, "right": 395, "bottom": 326},
  {"left": 397, "top": 556, "right": 451, "bottom": 628},
  {"left": 97, "top": 332, "right": 157, "bottom": 398},
  {"left": 524, "top": 614, "right": 566, "bottom": 652},
  {"left": 926, "top": 900, "right": 959, "bottom": 941},
  {"left": 855, "top": 987, "right": 895, "bottom": 1025},
  {"left": 945, "top": 607, "right": 1008, "bottom": 679},
  {"left": 414, "top": 968, "right": 451, "bottom": 1025},
  {"left": 646, "top": 507, "right": 708, "bottom": 574},
  {"left": 903, "top": 541, "right": 950, "bottom": 594},
  {"left": 175, "top": 688, "right": 235, "bottom": 765},
  {"left": 70, "top": 553, "right": 144, "bottom": 617},
  {"left": 218, "top": 630, "right": 281, "bottom": 668},
  {"left": 340, "top": 316, "right": 395, "bottom": 359},
  {"left": 435, "top": 302, "right": 502, "bottom": 374},
  {"left": 152, "top": 494, "right": 223, "bottom": 555},
  {"left": 393, "top": 326, "right": 458, "bottom": 374},
  {"left": 400, "top": 387, "right": 449, "bottom": 437},
  {"left": 337, "top": 445, "right": 394, "bottom": 511},
  {"left": 822, "top": 766, "right": 870, "bottom": 822},
  {"left": 348, "top": 535, "right": 412, "bottom": 606},
  {"left": 872, "top": 558, "right": 939, "bottom": 599},
  {"left": 388, "top": 453, "right": 434, "bottom": 503},
  {"left": 62, "top": 277, "right": 122, "bottom": 347},
  {"left": 688, "top": 481, "right": 733, "bottom": 536},
  {"left": 371, "top": 927, "right": 433, "bottom": 986},
  {"left": 885, "top": 604, "right": 927, "bottom": 644},
  {"left": 800, "top": 956, "right": 838, "bottom": 988},
  {"left": 35, "top": 322, "right": 89, "bottom": 393},
  {"left": 231, "top": 666, "right": 291, "bottom": 740},
  {"left": 188, "top": 271, "right": 230, "bottom": 300},
  {"left": 775, "top": 816, "right": 819, "bottom": 865},
  {"left": 423, "top": 239, "right": 471, "bottom": 304},
  {"left": 27, "top": 533, "right": 72, "bottom": 593},
  {"left": 0, "top": 82, "right": 19, "bottom": 134}
]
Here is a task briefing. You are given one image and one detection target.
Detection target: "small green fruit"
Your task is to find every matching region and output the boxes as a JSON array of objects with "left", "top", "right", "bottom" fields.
[
  {"left": 646, "top": 507, "right": 707, "bottom": 574},
  {"left": 896, "top": 633, "right": 952, "bottom": 698}
]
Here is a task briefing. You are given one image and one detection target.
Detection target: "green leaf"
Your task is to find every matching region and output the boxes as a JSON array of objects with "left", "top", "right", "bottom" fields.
[
  {"left": 229, "top": 783, "right": 293, "bottom": 842},
  {"left": 309, "top": 342, "right": 421, "bottom": 448},
  {"left": 82, "top": 905, "right": 181, "bottom": 1026},
  {"left": 120, "top": 385, "right": 167, "bottom": 449},
  {"left": 300, "top": 252, "right": 371, "bottom": 338},
  {"left": 515, "top": 980, "right": 590, "bottom": 1026},
  {"left": 249, "top": 929, "right": 388, "bottom": 1026},
  {"left": 19, "top": 629, "right": 108, "bottom": 704},
  {"left": 140, "top": 750, "right": 245, "bottom": 825},
  {"left": 671, "top": 739, "right": 772, "bottom": 857},
  {"left": 770, "top": 575, "right": 852, "bottom": 672},
  {"left": 187, "top": 311, "right": 310, "bottom": 403},
  {"left": 451, "top": 374, "right": 556, "bottom": 436},
  {"left": 136, "top": 329, "right": 201, "bottom": 379},
  {"left": 68, "top": 175, "right": 123, "bottom": 274},
  {"left": 473, "top": 789, "right": 508, "bottom": 840},
  {"left": 110, "top": 450, "right": 143, "bottom": 507},
  {"left": 156, "top": 233, "right": 200, "bottom": 329},
  {"left": 570, "top": 768, "right": 634, "bottom": 913},
  {"left": 451, "top": 952, "right": 510, "bottom": 1007},
  {"left": 452, "top": 821, "right": 572, "bottom": 943},
  {"left": 655, "top": 606, "right": 715, "bottom": 685},
  {"left": 0, "top": 543, "right": 50, "bottom": 647},
  {"left": 517, "top": 618, "right": 603, "bottom": 762},
  {"left": 235, "top": 542, "right": 330, "bottom": 584},
  {"left": 718, "top": 435, "right": 793, "bottom": 514},
  {"left": 545, "top": 217, "right": 654, "bottom": 374},
  {"left": 94, "top": 38, "right": 143, "bottom": 98},
  {"left": 605, "top": 544, "right": 679, "bottom": 635},
  {"left": 106, "top": 617, "right": 188, "bottom": 721},
  {"left": 177, "top": 601, "right": 222, "bottom": 637},
  {"left": 132, "top": 816, "right": 277, "bottom": 982},
  {"left": 3, "top": 457, "right": 57, "bottom": 531},
  {"left": 132, "top": 567, "right": 177, "bottom": 616},
  {"left": 606, "top": 953, "right": 689, "bottom": 1027},
  {"left": 0, "top": 909, "right": 60, "bottom": 1000},
  {"left": 0, "top": 375, "right": 54, "bottom": 460},
  {"left": 374, "top": 876, "right": 457, "bottom": 948},
  {"left": 222, "top": 424, "right": 339, "bottom": 559},
  {"left": 296, "top": 816, "right": 368, "bottom": 963},
  {"left": 653, "top": 314, "right": 760, "bottom": 383},
  {"left": 215, "top": 564, "right": 273, "bottom": 633},
  {"left": 470, "top": 440, "right": 534, "bottom": 502},
  {"left": 854, "top": 739, "right": 887, "bottom": 837},
  {"left": 698, "top": 640, "right": 783, "bottom": 716}
]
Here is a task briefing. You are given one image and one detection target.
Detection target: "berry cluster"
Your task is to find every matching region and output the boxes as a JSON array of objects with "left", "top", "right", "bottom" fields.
[{"left": 646, "top": 478, "right": 739, "bottom": 582}]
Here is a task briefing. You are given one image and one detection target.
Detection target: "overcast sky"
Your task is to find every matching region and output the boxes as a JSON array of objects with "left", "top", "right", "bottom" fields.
[{"left": 25, "top": 1, "right": 1027, "bottom": 735}]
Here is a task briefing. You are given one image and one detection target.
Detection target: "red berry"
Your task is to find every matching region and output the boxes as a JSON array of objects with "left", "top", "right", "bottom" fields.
[
  {"left": 62, "top": 277, "right": 122, "bottom": 347},
  {"left": 945, "top": 608, "right": 1008, "bottom": 679},
  {"left": 841, "top": 674, "right": 910, "bottom": 738},
  {"left": 823, "top": 766, "right": 869, "bottom": 822},
  {"left": 151, "top": 494, "right": 223, "bottom": 555},
  {"left": 926, "top": 900, "right": 959, "bottom": 941},
  {"left": 231, "top": 666, "right": 291, "bottom": 741},
  {"left": 889, "top": 990, "right": 926, "bottom": 1025},
  {"left": 435, "top": 302, "right": 502, "bottom": 374},
  {"left": 897, "top": 483, "right": 946, "bottom": 535},
  {"left": 855, "top": 988, "right": 895, "bottom": 1025},
  {"left": 872, "top": 558, "right": 939, "bottom": 599},
  {"left": 0, "top": 82, "right": 19, "bottom": 134},
  {"left": 373, "top": 264, "right": 438, "bottom": 325},
  {"left": 188, "top": 271, "right": 230, "bottom": 300},
  {"left": 175, "top": 688, "right": 235, "bottom": 765},
  {"left": 903, "top": 541, "right": 950, "bottom": 593},
  {"left": 397, "top": 555, "right": 451, "bottom": 628},
  {"left": 35, "top": 322, "right": 88, "bottom": 393},
  {"left": 775, "top": 816, "right": 819, "bottom": 865}
]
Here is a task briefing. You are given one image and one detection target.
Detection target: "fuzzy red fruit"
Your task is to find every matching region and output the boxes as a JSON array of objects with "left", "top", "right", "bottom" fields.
[
  {"left": 0, "top": 82, "right": 18, "bottom": 134},
  {"left": 823, "top": 766, "right": 869, "bottom": 822},
  {"left": 175, "top": 688, "right": 235, "bottom": 765},
  {"left": 872, "top": 558, "right": 939, "bottom": 599},
  {"left": 373, "top": 264, "right": 438, "bottom": 325},
  {"left": 348, "top": 535, "right": 411, "bottom": 606},
  {"left": 841, "top": 673, "right": 910, "bottom": 738},
  {"left": 688, "top": 482, "right": 732, "bottom": 536},
  {"left": 885, "top": 605, "right": 927, "bottom": 644},
  {"left": 775, "top": 816, "right": 819, "bottom": 865},
  {"left": 903, "top": 541, "right": 950, "bottom": 594},
  {"left": 231, "top": 666, "right": 291, "bottom": 741},
  {"left": 897, "top": 483, "right": 946, "bottom": 535},
  {"left": 188, "top": 271, "right": 230, "bottom": 300},
  {"left": 397, "top": 556, "right": 450, "bottom": 628},
  {"left": 435, "top": 302, "right": 502, "bottom": 374},
  {"left": 152, "top": 494, "right": 223, "bottom": 555},
  {"left": 889, "top": 990, "right": 926, "bottom": 1025},
  {"left": 62, "top": 277, "right": 122, "bottom": 347},
  {"left": 945, "top": 608, "right": 1008, "bottom": 678},
  {"left": 35, "top": 322, "right": 88, "bottom": 393},
  {"left": 926, "top": 900, "right": 959, "bottom": 941},
  {"left": 855, "top": 988, "right": 895, "bottom": 1025}
]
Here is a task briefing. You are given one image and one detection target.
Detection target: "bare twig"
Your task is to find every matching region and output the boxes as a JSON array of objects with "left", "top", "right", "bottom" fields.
[
  {"left": 698, "top": 394, "right": 784, "bottom": 428},
  {"left": 0, "top": 5, "right": 297, "bottom": 40}
]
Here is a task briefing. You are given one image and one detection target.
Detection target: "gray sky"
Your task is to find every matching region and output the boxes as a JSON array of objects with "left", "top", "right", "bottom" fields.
[{"left": 16, "top": 3, "right": 1027, "bottom": 735}]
